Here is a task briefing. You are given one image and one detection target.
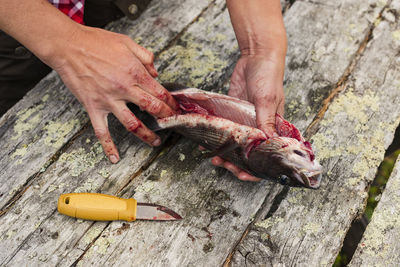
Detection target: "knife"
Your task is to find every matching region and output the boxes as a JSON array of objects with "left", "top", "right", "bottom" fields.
[{"left": 57, "top": 193, "right": 182, "bottom": 221}]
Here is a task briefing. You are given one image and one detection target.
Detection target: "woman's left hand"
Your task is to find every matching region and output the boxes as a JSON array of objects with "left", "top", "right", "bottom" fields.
[{"left": 211, "top": 52, "right": 285, "bottom": 182}]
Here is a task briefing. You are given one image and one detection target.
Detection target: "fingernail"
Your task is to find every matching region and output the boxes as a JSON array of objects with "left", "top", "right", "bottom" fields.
[
  {"left": 239, "top": 173, "right": 247, "bottom": 180},
  {"left": 109, "top": 155, "right": 118, "bottom": 164},
  {"left": 152, "top": 138, "right": 161, "bottom": 146}
]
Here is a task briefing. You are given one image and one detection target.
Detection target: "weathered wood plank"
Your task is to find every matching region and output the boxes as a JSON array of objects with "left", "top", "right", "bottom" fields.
[
  {"left": 0, "top": 118, "right": 167, "bottom": 266},
  {"left": 0, "top": 0, "right": 222, "bottom": 264},
  {"left": 230, "top": 2, "right": 400, "bottom": 266},
  {"left": 0, "top": 0, "right": 212, "bottom": 210},
  {"left": 0, "top": 74, "right": 88, "bottom": 209},
  {"left": 0, "top": 0, "right": 392, "bottom": 266},
  {"left": 0, "top": 1, "right": 283, "bottom": 265},
  {"left": 0, "top": 0, "right": 241, "bottom": 265},
  {"left": 70, "top": 143, "right": 281, "bottom": 267},
  {"left": 63, "top": 1, "right": 392, "bottom": 266},
  {"left": 283, "top": 0, "right": 384, "bottom": 130},
  {"left": 349, "top": 156, "right": 400, "bottom": 266}
]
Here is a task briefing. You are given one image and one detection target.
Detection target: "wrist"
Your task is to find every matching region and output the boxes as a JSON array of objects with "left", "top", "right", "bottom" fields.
[
  {"left": 40, "top": 22, "right": 82, "bottom": 69},
  {"left": 0, "top": 0, "right": 81, "bottom": 68},
  {"left": 239, "top": 32, "right": 287, "bottom": 58}
]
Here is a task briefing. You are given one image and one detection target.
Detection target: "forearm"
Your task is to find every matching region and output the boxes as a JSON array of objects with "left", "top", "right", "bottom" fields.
[
  {"left": 226, "top": 0, "right": 287, "bottom": 57},
  {"left": 0, "top": 0, "right": 79, "bottom": 65}
]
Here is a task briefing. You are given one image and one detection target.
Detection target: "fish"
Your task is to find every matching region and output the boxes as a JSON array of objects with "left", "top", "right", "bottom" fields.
[{"left": 146, "top": 84, "right": 322, "bottom": 189}]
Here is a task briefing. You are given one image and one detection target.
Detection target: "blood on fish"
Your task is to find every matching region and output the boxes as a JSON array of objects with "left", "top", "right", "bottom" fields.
[
  {"left": 276, "top": 114, "right": 303, "bottom": 141},
  {"left": 158, "top": 87, "right": 322, "bottom": 188},
  {"left": 303, "top": 141, "right": 315, "bottom": 161},
  {"left": 245, "top": 138, "right": 267, "bottom": 158},
  {"left": 179, "top": 102, "right": 211, "bottom": 115}
]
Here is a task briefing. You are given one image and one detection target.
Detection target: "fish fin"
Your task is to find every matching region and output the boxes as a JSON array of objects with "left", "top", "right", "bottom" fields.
[
  {"left": 127, "top": 103, "right": 162, "bottom": 132},
  {"left": 205, "top": 138, "right": 240, "bottom": 158},
  {"left": 162, "top": 83, "right": 190, "bottom": 92}
]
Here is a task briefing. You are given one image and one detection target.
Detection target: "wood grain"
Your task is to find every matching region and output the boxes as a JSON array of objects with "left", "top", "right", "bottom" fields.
[
  {"left": 230, "top": 2, "right": 400, "bottom": 265},
  {"left": 349, "top": 157, "right": 400, "bottom": 266}
]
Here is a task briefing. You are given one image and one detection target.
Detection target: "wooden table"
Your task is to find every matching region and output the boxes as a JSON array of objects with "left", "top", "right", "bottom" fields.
[{"left": 1, "top": 0, "right": 400, "bottom": 265}]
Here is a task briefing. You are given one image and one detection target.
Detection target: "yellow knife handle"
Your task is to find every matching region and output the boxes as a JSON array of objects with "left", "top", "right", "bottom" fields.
[{"left": 57, "top": 193, "right": 137, "bottom": 221}]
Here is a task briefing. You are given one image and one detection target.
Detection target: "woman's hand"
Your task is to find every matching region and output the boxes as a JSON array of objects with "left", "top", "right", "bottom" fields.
[
  {"left": 48, "top": 26, "right": 178, "bottom": 163},
  {"left": 213, "top": 0, "right": 287, "bottom": 182},
  {"left": 211, "top": 53, "right": 285, "bottom": 182},
  {"left": 228, "top": 53, "right": 285, "bottom": 136}
]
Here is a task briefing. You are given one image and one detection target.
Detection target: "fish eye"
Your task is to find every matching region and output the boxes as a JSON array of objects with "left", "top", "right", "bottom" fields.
[
  {"left": 294, "top": 150, "right": 306, "bottom": 157},
  {"left": 279, "top": 175, "right": 289, "bottom": 185}
]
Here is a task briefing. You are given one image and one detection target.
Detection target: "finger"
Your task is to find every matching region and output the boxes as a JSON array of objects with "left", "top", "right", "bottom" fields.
[
  {"left": 212, "top": 157, "right": 261, "bottom": 182},
  {"left": 237, "top": 172, "right": 262, "bottom": 182},
  {"left": 223, "top": 161, "right": 261, "bottom": 182},
  {"left": 88, "top": 110, "right": 120, "bottom": 164},
  {"left": 146, "top": 63, "right": 158, "bottom": 78},
  {"left": 126, "top": 85, "right": 176, "bottom": 118},
  {"left": 123, "top": 37, "right": 159, "bottom": 78},
  {"left": 223, "top": 161, "right": 241, "bottom": 177},
  {"left": 140, "top": 78, "right": 179, "bottom": 111},
  {"left": 254, "top": 97, "right": 278, "bottom": 137},
  {"left": 111, "top": 104, "right": 161, "bottom": 146},
  {"left": 211, "top": 156, "right": 225, "bottom": 167}
]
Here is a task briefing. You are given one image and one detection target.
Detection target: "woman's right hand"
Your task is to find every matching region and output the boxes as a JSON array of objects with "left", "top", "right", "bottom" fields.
[{"left": 48, "top": 25, "right": 178, "bottom": 164}]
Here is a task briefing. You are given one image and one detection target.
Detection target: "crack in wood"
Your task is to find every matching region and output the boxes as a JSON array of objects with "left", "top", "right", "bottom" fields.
[
  {"left": 1, "top": 209, "right": 57, "bottom": 266},
  {"left": 153, "top": 0, "right": 218, "bottom": 59},
  {"left": 0, "top": 0, "right": 216, "bottom": 222},
  {"left": 222, "top": 184, "right": 283, "bottom": 266},
  {"left": 304, "top": 1, "right": 392, "bottom": 139},
  {"left": 69, "top": 133, "right": 181, "bottom": 266},
  {"left": 223, "top": 1, "right": 394, "bottom": 265},
  {"left": 0, "top": 123, "right": 89, "bottom": 218},
  {"left": 289, "top": 235, "right": 304, "bottom": 267},
  {"left": 54, "top": 221, "right": 97, "bottom": 266},
  {"left": 69, "top": 221, "right": 112, "bottom": 267},
  {"left": 335, "top": 120, "right": 400, "bottom": 265}
]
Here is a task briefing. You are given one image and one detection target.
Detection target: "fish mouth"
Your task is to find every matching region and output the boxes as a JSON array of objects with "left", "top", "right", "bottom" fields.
[{"left": 297, "top": 169, "right": 322, "bottom": 189}]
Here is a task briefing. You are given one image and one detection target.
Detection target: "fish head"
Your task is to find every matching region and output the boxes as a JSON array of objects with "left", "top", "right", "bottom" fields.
[{"left": 274, "top": 137, "right": 323, "bottom": 189}]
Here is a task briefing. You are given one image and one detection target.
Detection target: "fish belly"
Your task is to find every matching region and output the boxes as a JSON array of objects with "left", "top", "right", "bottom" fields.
[{"left": 156, "top": 114, "right": 267, "bottom": 168}]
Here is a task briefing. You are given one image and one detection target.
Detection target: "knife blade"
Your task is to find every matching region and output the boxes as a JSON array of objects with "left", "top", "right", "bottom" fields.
[{"left": 57, "top": 193, "right": 182, "bottom": 221}]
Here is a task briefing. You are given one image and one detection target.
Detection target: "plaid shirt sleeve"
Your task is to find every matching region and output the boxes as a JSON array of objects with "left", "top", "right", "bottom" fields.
[{"left": 48, "top": 0, "right": 85, "bottom": 24}]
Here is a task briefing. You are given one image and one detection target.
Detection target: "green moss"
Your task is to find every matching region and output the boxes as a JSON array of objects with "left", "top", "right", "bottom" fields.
[
  {"left": 365, "top": 149, "right": 400, "bottom": 220},
  {"left": 10, "top": 144, "right": 30, "bottom": 161},
  {"left": 98, "top": 168, "right": 110, "bottom": 178},
  {"left": 59, "top": 142, "right": 105, "bottom": 177},
  {"left": 158, "top": 33, "right": 228, "bottom": 87},
  {"left": 334, "top": 149, "right": 400, "bottom": 266},
  {"left": 12, "top": 104, "right": 44, "bottom": 140},
  {"left": 43, "top": 119, "right": 81, "bottom": 148},
  {"left": 83, "top": 225, "right": 104, "bottom": 245}
]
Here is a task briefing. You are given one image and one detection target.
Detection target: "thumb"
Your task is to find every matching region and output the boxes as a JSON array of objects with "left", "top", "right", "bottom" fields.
[{"left": 254, "top": 97, "right": 278, "bottom": 137}]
